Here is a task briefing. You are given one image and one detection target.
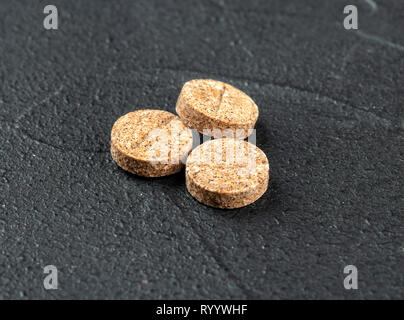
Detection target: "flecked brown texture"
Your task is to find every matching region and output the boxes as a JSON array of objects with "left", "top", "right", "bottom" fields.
[
  {"left": 186, "top": 138, "right": 269, "bottom": 209},
  {"left": 111, "top": 110, "right": 193, "bottom": 177},
  {"left": 176, "top": 79, "right": 259, "bottom": 139}
]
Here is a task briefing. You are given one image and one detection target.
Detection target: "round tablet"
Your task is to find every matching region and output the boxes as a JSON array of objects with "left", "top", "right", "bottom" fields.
[
  {"left": 111, "top": 110, "right": 193, "bottom": 177},
  {"left": 186, "top": 138, "right": 269, "bottom": 209},
  {"left": 176, "top": 79, "right": 259, "bottom": 139}
]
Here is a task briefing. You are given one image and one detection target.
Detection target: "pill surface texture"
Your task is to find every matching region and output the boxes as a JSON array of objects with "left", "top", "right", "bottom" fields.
[
  {"left": 176, "top": 79, "right": 258, "bottom": 139},
  {"left": 111, "top": 110, "right": 193, "bottom": 177},
  {"left": 186, "top": 138, "right": 269, "bottom": 209}
]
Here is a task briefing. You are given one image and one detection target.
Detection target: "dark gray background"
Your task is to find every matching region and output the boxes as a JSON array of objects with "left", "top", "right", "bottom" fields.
[{"left": 0, "top": 0, "right": 403, "bottom": 299}]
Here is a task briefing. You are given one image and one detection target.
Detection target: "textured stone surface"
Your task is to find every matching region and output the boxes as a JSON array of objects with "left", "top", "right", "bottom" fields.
[{"left": 0, "top": 0, "right": 403, "bottom": 299}]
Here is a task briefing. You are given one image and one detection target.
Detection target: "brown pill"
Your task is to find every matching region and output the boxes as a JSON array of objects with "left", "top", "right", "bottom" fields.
[
  {"left": 186, "top": 138, "right": 269, "bottom": 209},
  {"left": 111, "top": 109, "right": 193, "bottom": 177},
  {"left": 176, "top": 79, "right": 259, "bottom": 139}
]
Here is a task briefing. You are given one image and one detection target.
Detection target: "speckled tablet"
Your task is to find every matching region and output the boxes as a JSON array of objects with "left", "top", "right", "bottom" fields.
[
  {"left": 111, "top": 110, "right": 193, "bottom": 177},
  {"left": 176, "top": 79, "right": 258, "bottom": 139},
  {"left": 186, "top": 138, "right": 269, "bottom": 209}
]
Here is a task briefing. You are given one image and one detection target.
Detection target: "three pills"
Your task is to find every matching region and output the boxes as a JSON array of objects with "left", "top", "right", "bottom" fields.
[{"left": 110, "top": 79, "right": 269, "bottom": 209}]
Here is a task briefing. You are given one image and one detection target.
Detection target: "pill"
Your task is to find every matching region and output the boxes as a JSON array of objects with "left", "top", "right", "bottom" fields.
[
  {"left": 176, "top": 79, "right": 259, "bottom": 139},
  {"left": 111, "top": 109, "right": 193, "bottom": 177},
  {"left": 186, "top": 138, "right": 269, "bottom": 209}
]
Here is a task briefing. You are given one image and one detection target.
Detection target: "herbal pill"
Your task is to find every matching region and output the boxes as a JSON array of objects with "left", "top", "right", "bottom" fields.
[
  {"left": 176, "top": 79, "right": 259, "bottom": 139},
  {"left": 186, "top": 138, "right": 269, "bottom": 209},
  {"left": 111, "top": 110, "right": 193, "bottom": 177}
]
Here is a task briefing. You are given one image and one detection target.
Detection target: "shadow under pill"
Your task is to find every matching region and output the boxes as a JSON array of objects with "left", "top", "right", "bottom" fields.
[{"left": 121, "top": 166, "right": 186, "bottom": 187}]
